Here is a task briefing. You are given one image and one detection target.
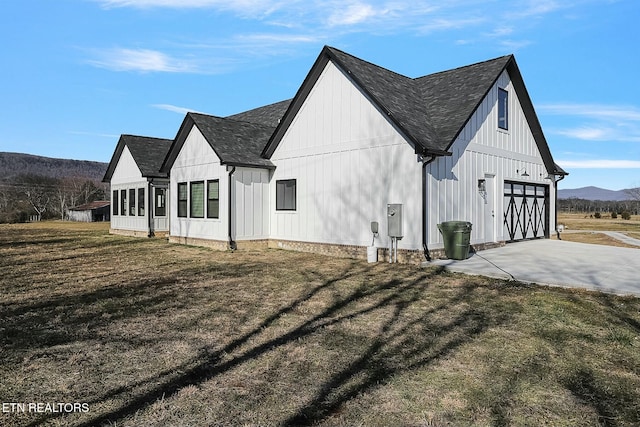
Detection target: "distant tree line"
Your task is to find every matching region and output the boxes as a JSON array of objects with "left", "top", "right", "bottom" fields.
[
  {"left": 558, "top": 197, "right": 640, "bottom": 216},
  {"left": 0, "top": 174, "right": 108, "bottom": 223}
]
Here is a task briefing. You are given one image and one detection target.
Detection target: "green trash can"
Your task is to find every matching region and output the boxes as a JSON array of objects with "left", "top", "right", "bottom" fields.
[{"left": 437, "top": 221, "right": 472, "bottom": 260}]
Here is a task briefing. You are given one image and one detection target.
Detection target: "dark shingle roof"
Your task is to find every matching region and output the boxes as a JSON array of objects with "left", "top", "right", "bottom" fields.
[
  {"left": 264, "top": 46, "right": 563, "bottom": 176},
  {"left": 226, "top": 99, "right": 291, "bottom": 127},
  {"left": 69, "top": 200, "right": 110, "bottom": 211},
  {"left": 325, "top": 48, "right": 442, "bottom": 154},
  {"left": 416, "top": 55, "right": 513, "bottom": 149},
  {"left": 103, "top": 135, "right": 173, "bottom": 182},
  {"left": 162, "top": 113, "right": 276, "bottom": 171}
]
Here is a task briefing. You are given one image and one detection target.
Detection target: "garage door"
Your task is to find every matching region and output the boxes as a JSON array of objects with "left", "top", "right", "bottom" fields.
[{"left": 503, "top": 181, "right": 549, "bottom": 242}]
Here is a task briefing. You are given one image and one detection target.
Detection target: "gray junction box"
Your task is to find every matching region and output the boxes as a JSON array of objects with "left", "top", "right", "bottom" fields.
[{"left": 387, "top": 204, "right": 403, "bottom": 238}]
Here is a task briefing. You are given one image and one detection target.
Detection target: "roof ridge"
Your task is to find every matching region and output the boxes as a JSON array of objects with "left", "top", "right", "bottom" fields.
[
  {"left": 190, "top": 111, "right": 277, "bottom": 129},
  {"left": 415, "top": 54, "right": 513, "bottom": 80},
  {"left": 227, "top": 98, "right": 292, "bottom": 116},
  {"left": 122, "top": 134, "right": 172, "bottom": 141},
  {"left": 325, "top": 46, "right": 413, "bottom": 81}
]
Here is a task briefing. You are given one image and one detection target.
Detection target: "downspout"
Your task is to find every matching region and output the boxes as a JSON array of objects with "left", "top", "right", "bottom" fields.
[
  {"left": 148, "top": 181, "right": 154, "bottom": 238},
  {"left": 554, "top": 174, "right": 566, "bottom": 240},
  {"left": 422, "top": 155, "right": 436, "bottom": 261},
  {"left": 228, "top": 166, "right": 237, "bottom": 250}
]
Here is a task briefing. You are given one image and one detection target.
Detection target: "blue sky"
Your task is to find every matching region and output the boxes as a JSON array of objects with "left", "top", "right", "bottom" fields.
[{"left": 1, "top": 0, "right": 639, "bottom": 190}]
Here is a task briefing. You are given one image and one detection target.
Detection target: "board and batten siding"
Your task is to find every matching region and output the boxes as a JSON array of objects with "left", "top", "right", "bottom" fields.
[
  {"left": 426, "top": 70, "right": 556, "bottom": 247},
  {"left": 109, "top": 145, "right": 149, "bottom": 232},
  {"left": 170, "top": 125, "right": 229, "bottom": 241},
  {"left": 232, "top": 167, "right": 270, "bottom": 241},
  {"left": 169, "top": 126, "right": 270, "bottom": 242},
  {"left": 270, "top": 60, "right": 423, "bottom": 250}
]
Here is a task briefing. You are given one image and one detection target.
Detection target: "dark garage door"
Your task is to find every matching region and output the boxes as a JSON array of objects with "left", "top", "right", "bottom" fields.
[{"left": 503, "top": 181, "right": 549, "bottom": 242}]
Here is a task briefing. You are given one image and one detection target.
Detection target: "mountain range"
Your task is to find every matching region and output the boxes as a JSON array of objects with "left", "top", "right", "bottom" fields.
[
  {"left": 0, "top": 152, "right": 637, "bottom": 201},
  {"left": 0, "top": 152, "right": 107, "bottom": 182},
  {"left": 557, "top": 186, "right": 637, "bottom": 201}
]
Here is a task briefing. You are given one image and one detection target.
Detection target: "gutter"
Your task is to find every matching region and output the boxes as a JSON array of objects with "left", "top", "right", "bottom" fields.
[{"left": 228, "top": 166, "right": 237, "bottom": 250}]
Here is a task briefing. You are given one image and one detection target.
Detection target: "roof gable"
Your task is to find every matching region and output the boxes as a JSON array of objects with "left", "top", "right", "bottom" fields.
[
  {"left": 103, "top": 134, "right": 173, "bottom": 182},
  {"left": 162, "top": 113, "right": 276, "bottom": 172},
  {"left": 416, "top": 55, "right": 512, "bottom": 150},
  {"left": 262, "top": 46, "right": 563, "bottom": 175}
]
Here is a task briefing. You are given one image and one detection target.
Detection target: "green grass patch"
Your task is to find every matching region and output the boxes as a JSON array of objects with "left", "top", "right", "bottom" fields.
[{"left": 1, "top": 222, "right": 639, "bottom": 426}]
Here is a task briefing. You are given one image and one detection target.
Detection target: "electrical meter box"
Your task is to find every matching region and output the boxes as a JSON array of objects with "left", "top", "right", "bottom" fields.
[{"left": 387, "top": 204, "right": 403, "bottom": 238}]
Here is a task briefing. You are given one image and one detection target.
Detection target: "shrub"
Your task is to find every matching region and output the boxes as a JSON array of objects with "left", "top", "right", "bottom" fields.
[
  {"left": 622, "top": 211, "right": 631, "bottom": 220},
  {"left": 594, "top": 212, "right": 601, "bottom": 219},
  {"left": 611, "top": 211, "right": 617, "bottom": 219}
]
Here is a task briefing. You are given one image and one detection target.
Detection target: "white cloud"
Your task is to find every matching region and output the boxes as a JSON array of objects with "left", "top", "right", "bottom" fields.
[
  {"left": 538, "top": 103, "right": 640, "bottom": 121},
  {"left": 499, "top": 39, "right": 533, "bottom": 50},
  {"left": 87, "top": 48, "right": 198, "bottom": 73},
  {"left": 420, "top": 17, "right": 485, "bottom": 33},
  {"left": 233, "top": 33, "right": 320, "bottom": 45},
  {"left": 96, "top": 0, "right": 284, "bottom": 15},
  {"left": 152, "top": 104, "right": 206, "bottom": 115},
  {"left": 507, "top": 0, "right": 562, "bottom": 19},
  {"left": 69, "top": 131, "right": 120, "bottom": 138},
  {"left": 556, "top": 127, "right": 609, "bottom": 141},
  {"left": 327, "top": 2, "right": 379, "bottom": 26},
  {"left": 85, "top": 0, "right": 599, "bottom": 76},
  {"left": 557, "top": 160, "right": 640, "bottom": 169},
  {"left": 540, "top": 103, "right": 640, "bottom": 142}
]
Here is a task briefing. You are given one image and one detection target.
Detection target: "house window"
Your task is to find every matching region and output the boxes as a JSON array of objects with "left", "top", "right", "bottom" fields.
[
  {"left": 129, "top": 188, "right": 136, "bottom": 216},
  {"left": 112, "top": 190, "right": 118, "bottom": 216},
  {"left": 207, "top": 180, "right": 219, "bottom": 219},
  {"left": 138, "top": 188, "right": 145, "bottom": 216},
  {"left": 155, "top": 188, "right": 166, "bottom": 217},
  {"left": 120, "top": 189, "right": 127, "bottom": 216},
  {"left": 190, "top": 181, "right": 204, "bottom": 218},
  {"left": 498, "top": 88, "right": 508, "bottom": 130},
  {"left": 177, "top": 182, "right": 188, "bottom": 218},
  {"left": 276, "top": 179, "right": 296, "bottom": 211}
]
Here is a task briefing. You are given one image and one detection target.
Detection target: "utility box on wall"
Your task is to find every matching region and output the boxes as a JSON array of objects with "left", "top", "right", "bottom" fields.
[{"left": 387, "top": 204, "right": 403, "bottom": 238}]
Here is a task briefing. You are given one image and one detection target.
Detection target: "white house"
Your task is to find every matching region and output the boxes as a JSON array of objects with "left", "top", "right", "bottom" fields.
[
  {"left": 160, "top": 102, "right": 289, "bottom": 249},
  {"left": 112, "top": 46, "right": 567, "bottom": 262},
  {"left": 260, "top": 47, "right": 567, "bottom": 261},
  {"left": 103, "top": 134, "right": 173, "bottom": 237}
]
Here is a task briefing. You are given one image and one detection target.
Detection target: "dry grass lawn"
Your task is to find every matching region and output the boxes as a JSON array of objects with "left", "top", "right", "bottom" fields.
[
  {"left": 557, "top": 213, "right": 640, "bottom": 247},
  {"left": 1, "top": 222, "right": 640, "bottom": 426}
]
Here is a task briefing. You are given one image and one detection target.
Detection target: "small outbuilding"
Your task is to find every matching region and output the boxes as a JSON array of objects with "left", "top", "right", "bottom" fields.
[{"left": 67, "top": 201, "right": 111, "bottom": 222}]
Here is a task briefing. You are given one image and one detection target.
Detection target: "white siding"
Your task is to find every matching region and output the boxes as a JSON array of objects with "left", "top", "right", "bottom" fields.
[
  {"left": 270, "top": 61, "right": 423, "bottom": 250},
  {"left": 233, "top": 167, "right": 270, "bottom": 240},
  {"left": 67, "top": 210, "right": 93, "bottom": 222},
  {"left": 426, "top": 70, "right": 556, "bottom": 247},
  {"left": 110, "top": 146, "right": 149, "bottom": 232},
  {"left": 170, "top": 125, "right": 229, "bottom": 241}
]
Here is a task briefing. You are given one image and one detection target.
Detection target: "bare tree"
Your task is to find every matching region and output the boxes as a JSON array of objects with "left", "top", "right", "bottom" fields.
[
  {"left": 19, "top": 174, "right": 57, "bottom": 221},
  {"left": 625, "top": 186, "right": 640, "bottom": 201},
  {"left": 625, "top": 186, "right": 640, "bottom": 215}
]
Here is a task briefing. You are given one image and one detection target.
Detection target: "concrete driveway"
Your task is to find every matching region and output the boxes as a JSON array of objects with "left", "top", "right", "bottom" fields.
[{"left": 428, "top": 239, "right": 640, "bottom": 297}]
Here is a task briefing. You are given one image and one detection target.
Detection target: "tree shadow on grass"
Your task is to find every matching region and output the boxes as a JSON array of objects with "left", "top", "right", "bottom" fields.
[
  {"left": 60, "top": 265, "right": 510, "bottom": 427},
  {"left": 533, "top": 286, "right": 640, "bottom": 427},
  {"left": 565, "top": 368, "right": 622, "bottom": 427},
  {"left": 4, "top": 249, "right": 512, "bottom": 427}
]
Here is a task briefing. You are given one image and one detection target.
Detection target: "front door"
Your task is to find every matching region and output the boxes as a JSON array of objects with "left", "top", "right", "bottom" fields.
[{"left": 484, "top": 174, "right": 496, "bottom": 243}]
